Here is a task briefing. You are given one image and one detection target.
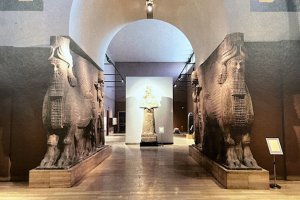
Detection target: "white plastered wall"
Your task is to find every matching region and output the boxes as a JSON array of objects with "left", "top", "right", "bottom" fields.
[
  {"left": 1, "top": 0, "right": 299, "bottom": 66},
  {"left": 0, "top": 0, "right": 72, "bottom": 47},
  {"left": 69, "top": 0, "right": 300, "bottom": 67}
]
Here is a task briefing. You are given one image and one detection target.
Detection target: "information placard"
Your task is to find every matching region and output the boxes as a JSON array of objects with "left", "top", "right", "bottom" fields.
[{"left": 266, "top": 138, "right": 283, "bottom": 155}]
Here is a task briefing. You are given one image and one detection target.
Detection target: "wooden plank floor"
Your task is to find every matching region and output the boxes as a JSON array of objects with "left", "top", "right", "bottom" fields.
[{"left": 0, "top": 135, "right": 299, "bottom": 200}]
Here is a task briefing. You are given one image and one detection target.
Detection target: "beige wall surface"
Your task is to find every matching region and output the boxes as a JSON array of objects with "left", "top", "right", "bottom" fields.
[{"left": 1, "top": 0, "right": 299, "bottom": 67}]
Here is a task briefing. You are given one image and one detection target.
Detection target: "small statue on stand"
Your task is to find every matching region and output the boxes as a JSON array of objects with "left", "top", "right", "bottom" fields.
[{"left": 140, "top": 86, "right": 159, "bottom": 145}]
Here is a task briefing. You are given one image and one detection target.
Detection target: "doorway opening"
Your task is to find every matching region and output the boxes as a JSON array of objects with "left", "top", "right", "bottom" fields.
[{"left": 103, "top": 19, "right": 195, "bottom": 144}]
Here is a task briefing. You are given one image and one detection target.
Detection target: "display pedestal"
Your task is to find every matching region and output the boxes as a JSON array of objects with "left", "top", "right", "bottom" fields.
[
  {"left": 29, "top": 145, "right": 112, "bottom": 188},
  {"left": 189, "top": 145, "right": 269, "bottom": 189},
  {"left": 140, "top": 133, "right": 157, "bottom": 146},
  {"left": 140, "top": 141, "right": 158, "bottom": 146},
  {"left": 186, "top": 134, "right": 193, "bottom": 139}
]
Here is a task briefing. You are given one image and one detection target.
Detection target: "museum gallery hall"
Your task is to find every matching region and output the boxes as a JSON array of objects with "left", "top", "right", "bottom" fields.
[{"left": 0, "top": 0, "right": 300, "bottom": 199}]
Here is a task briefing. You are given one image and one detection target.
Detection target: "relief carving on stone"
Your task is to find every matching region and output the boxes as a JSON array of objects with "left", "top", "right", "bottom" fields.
[
  {"left": 94, "top": 71, "right": 105, "bottom": 146},
  {"left": 39, "top": 36, "right": 104, "bottom": 168},
  {"left": 191, "top": 70, "right": 202, "bottom": 146},
  {"left": 197, "top": 33, "right": 259, "bottom": 169}
]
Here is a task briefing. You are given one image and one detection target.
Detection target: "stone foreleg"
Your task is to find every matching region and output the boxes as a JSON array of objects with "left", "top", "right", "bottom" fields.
[
  {"left": 224, "top": 128, "right": 241, "bottom": 169},
  {"left": 242, "top": 133, "right": 259, "bottom": 168},
  {"left": 91, "top": 102, "right": 100, "bottom": 147},
  {"left": 98, "top": 115, "right": 105, "bottom": 146},
  {"left": 194, "top": 114, "right": 201, "bottom": 146},
  {"left": 85, "top": 120, "right": 96, "bottom": 154},
  {"left": 75, "top": 128, "right": 87, "bottom": 160},
  {"left": 57, "top": 125, "right": 76, "bottom": 168},
  {"left": 39, "top": 134, "right": 60, "bottom": 168}
]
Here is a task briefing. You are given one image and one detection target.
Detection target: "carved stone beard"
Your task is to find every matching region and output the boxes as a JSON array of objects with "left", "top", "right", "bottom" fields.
[
  {"left": 228, "top": 59, "right": 248, "bottom": 127},
  {"left": 49, "top": 61, "right": 67, "bottom": 98},
  {"left": 49, "top": 60, "right": 68, "bottom": 129},
  {"left": 231, "top": 67, "right": 246, "bottom": 98}
]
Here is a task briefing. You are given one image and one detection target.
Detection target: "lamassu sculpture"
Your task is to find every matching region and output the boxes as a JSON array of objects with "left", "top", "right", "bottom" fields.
[
  {"left": 197, "top": 33, "right": 259, "bottom": 169},
  {"left": 40, "top": 36, "right": 103, "bottom": 168}
]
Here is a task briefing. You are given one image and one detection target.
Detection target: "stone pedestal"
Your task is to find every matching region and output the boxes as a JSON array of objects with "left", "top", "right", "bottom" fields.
[
  {"left": 29, "top": 145, "right": 112, "bottom": 188},
  {"left": 189, "top": 145, "right": 269, "bottom": 189},
  {"left": 141, "top": 133, "right": 157, "bottom": 142},
  {"left": 140, "top": 133, "right": 157, "bottom": 146},
  {"left": 186, "top": 134, "right": 193, "bottom": 139}
]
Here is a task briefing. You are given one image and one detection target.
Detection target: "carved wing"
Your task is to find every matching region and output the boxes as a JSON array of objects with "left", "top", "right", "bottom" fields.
[{"left": 72, "top": 54, "right": 97, "bottom": 99}]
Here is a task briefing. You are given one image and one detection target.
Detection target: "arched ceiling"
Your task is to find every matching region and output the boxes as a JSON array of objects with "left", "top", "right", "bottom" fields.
[
  {"left": 1, "top": 0, "right": 299, "bottom": 67},
  {"left": 69, "top": 0, "right": 231, "bottom": 68},
  {"left": 1, "top": 0, "right": 294, "bottom": 69},
  {"left": 69, "top": 0, "right": 299, "bottom": 69},
  {"left": 107, "top": 19, "right": 194, "bottom": 63}
]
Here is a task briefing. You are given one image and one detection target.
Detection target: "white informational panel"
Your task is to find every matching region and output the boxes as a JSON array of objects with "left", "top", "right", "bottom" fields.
[
  {"left": 126, "top": 77, "right": 173, "bottom": 144},
  {"left": 266, "top": 138, "right": 283, "bottom": 155},
  {"left": 112, "top": 117, "right": 117, "bottom": 125}
]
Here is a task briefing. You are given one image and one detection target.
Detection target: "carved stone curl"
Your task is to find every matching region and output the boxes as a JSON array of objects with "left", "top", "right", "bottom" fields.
[{"left": 197, "top": 33, "right": 259, "bottom": 169}]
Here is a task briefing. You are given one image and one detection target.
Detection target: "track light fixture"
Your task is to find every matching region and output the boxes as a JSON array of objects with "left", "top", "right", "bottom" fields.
[
  {"left": 105, "top": 54, "right": 126, "bottom": 86},
  {"left": 173, "top": 52, "right": 195, "bottom": 89},
  {"left": 146, "top": 0, "right": 154, "bottom": 19}
]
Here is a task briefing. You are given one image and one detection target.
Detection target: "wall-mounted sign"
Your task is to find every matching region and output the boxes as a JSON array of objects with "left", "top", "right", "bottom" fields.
[
  {"left": 266, "top": 138, "right": 283, "bottom": 155},
  {"left": 112, "top": 118, "right": 118, "bottom": 125}
]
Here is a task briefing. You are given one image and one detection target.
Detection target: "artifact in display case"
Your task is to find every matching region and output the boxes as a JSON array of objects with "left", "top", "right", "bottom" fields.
[{"left": 197, "top": 33, "right": 260, "bottom": 169}]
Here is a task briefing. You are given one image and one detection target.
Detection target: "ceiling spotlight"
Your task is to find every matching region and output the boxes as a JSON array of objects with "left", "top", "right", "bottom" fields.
[
  {"left": 146, "top": 0, "right": 154, "bottom": 19},
  {"left": 174, "top": 84, "right": 177, "bottom": 88},
  {"left": 147, "top": 4, "right": 153, "bottom": 12}
]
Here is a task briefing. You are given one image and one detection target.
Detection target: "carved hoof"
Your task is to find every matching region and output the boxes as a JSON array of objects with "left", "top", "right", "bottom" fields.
[
  {"left": 196, "top": 143, "right": 203, "bottom": 150},
  {"left": 57, "top": 157, "right": 73, "bottom": 168},
  {"left": 40, "top": 158, "right": 56, "bottom": 168},
  {"left": 226, "top": 159, "right": 242, "bottom": 169},
  {"left": 244, "top": 157, "right": 259, "bottom": 169},
  {"left": 77, "top": 152, "right": 87, "bottom": 161},
  {"left": 39, "top": 148, "right": 59, "bottom": 168}
]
